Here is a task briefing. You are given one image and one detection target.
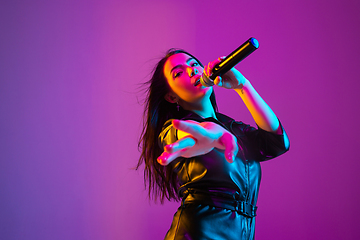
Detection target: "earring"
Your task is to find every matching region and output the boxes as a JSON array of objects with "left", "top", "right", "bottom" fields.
[{"left": 176, "top": 101, "right": 180, "bottom": 111}]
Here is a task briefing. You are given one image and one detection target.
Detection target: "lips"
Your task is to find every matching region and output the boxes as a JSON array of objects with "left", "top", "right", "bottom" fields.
[{"left": 194, "top": 77, "right": 201, "bottom": 86}]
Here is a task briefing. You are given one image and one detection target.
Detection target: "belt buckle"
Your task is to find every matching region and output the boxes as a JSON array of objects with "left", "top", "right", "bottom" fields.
[{"left": 235, "top": 201, "right": 256, "bottom": 217}]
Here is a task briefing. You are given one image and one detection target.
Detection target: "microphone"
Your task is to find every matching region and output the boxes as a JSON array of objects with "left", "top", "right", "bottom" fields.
[{"left": 198, "top": 37, "right": 259, "bottom": 87}]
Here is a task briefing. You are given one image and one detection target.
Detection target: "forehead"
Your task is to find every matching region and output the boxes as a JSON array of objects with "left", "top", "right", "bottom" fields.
[{"left": 163, "top": 53, "right": 193, "bottom": 74}]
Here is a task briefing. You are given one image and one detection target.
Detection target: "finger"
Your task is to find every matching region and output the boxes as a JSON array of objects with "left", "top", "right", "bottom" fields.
[
  {"left": 208, "top": 56, "right": 226, "bottom": 76},
  {"left": 164, "top": 136, "right": 196, "bottom": 153},
  {"left": 205, "top": 64, "right": 211, "bottom": 77},
  {"left": 172, "top": 120, "right": 208, "bottom": 138},
  {"left": 215, "top": 56, "right": 226, "bottom": 64},
  {"left": 219, "top": 132, "right": 238, "bottom": 163},
  {"left": 212, "top": 56, "right": 224, "bottom": 65},
  {"left": 214, "top": 76, "right": 222, "bottom": 87},
  {"left": 157, "top": 151, "right": 171, "bottom": 165},
  {"left": 208, "top": 61, "right": 217, "bottom": 70},
  {"left": 157, "top": 148, "right": 188, "bottom": 166}
]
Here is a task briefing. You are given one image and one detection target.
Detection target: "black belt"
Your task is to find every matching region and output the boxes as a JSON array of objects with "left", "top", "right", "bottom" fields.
[{"left": 181, "top": 189, "right": 257, "bottom": 218}]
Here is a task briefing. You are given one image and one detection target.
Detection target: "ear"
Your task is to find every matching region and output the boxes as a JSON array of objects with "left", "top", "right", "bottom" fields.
[{"left": 164, "top": 91, "right": 179, "bottom": 103}]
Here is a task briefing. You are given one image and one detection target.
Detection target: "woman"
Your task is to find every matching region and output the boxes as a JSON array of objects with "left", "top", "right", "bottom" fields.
[{"left": 137, "top": 49, "right": 289, "bottom": 239}]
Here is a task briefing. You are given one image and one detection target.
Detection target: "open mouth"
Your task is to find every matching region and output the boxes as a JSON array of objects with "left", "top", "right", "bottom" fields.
[{"left": 194, "top": 78, "right": 201, "bottom": 86}]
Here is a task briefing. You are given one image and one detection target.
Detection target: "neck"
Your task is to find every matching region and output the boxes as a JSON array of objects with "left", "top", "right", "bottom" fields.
[{"left": 180, "top": 98, "right": 216, "bottom": 119}]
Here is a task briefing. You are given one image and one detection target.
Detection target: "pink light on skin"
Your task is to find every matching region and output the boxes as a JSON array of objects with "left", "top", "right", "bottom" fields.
[
  {"left": 233, "top": 79, "right": 289, "bottom": 157},
  {"left": 234, "top": 80, "right": 283, "bottom": 134},
  {"left": 163, "top": 53, "right": 213, "bottom": 107}
]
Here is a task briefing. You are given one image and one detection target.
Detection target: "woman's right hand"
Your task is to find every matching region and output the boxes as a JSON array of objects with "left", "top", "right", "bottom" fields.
[
  {"left": 204, "top": 56, "right": 247, "bottom": 90},
  {"left": 157, "top": 119, "right": 238, "bottom": 166}
]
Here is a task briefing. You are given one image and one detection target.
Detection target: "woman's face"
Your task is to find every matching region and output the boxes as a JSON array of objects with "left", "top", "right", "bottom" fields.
[{"left": 163, "top": 53, "right": 212, "bottom": 104}]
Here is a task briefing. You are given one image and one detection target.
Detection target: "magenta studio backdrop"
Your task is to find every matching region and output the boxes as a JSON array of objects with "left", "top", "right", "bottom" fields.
[{"left": 1, "top": 0, "right": 360, "bottom": 239}]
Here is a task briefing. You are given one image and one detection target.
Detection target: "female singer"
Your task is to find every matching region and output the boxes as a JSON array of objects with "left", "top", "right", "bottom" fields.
[{"left": 137, "top": 48, "right": 289, "bottom": 239}]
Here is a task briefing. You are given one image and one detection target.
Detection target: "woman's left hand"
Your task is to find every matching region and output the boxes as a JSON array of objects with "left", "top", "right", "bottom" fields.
[
  {"left": 204, "top": 56, "right": 248, "bottom": 89},
  {"left": 157, "top": 120, "right": 238, "bottom": 165}
]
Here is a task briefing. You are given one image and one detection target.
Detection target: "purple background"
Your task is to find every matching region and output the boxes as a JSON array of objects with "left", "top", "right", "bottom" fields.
[{"left": 1, "top": 0, "right": 360, "bottom": 239}]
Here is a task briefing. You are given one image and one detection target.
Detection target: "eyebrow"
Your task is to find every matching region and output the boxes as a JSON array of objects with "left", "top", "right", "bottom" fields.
[{"left": 170, "top": 57, "right": 195, "bottom": 74}]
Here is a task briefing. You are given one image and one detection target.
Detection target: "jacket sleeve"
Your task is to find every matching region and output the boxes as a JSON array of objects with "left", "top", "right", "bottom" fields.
[
  {"left": 233, "top": 120, "right": 289, "bottom": 162},
  {"left": 158, "top": 119, "right": 178, "bottom": 149}
]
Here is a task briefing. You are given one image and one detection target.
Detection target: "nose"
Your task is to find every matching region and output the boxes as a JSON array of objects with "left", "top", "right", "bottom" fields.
[{"left": 189, "top": 67, "right": 198, "bottom": 77}]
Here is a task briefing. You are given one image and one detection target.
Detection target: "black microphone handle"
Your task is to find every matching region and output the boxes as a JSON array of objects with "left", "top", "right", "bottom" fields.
[{"left": 200, "top": 37, "right": 259, "bottom": 87}]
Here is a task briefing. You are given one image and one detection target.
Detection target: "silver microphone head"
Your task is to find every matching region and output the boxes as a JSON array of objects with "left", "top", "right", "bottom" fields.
[{"left": 199, "top": 74, "right": 214, "bottom": 87}]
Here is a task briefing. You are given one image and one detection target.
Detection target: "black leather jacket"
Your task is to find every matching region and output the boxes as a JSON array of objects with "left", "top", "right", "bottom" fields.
[{"left": 159, "top": 110, "right": 289, "bottom": 207}]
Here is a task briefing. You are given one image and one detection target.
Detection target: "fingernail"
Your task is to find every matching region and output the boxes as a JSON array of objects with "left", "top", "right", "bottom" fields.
[
  {"left": 158, "top": 157, "right": 167, "bottom": 165},
  {"left": 227, "top": 153, "right": 234, "bottom": 162},
  {"left": 165, "top": 144, "right": 172, "bottom": 152},
  {"left": 172, "top": 119, "right": 179, "bottom": 126}
]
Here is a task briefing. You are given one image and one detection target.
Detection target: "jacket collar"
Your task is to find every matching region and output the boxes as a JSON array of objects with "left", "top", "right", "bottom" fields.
[{"left": 180, "top": 110, "right": 234, "bottom": 127}]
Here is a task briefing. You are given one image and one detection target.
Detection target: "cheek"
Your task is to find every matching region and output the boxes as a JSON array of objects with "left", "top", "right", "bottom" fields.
[
  {"left": 171, "top": 79, "right": 192, "bottom": 93},
  {"left": 168, "top": 81, "right": 191, "bottom": 100},
  {"left": 174, "top": 85, "right": 194, "bottom": 100}
]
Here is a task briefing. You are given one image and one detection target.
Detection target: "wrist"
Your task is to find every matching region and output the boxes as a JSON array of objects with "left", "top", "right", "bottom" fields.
[{"left": 233, "top": 79, "right": 250, "bottom": 91}]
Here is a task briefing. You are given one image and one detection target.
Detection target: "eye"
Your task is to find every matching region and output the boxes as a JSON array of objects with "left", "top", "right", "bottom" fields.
[
  {"left": 174, "top": 71, "right": 182, "bottom": 78},
  {"left": 191, "top": 62, "right": 199, "bottom": 67}
]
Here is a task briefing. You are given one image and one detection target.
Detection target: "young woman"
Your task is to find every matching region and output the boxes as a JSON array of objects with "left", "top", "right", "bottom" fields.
[{"left": 137, "top": 49, "right": 289, "bottom": 240}]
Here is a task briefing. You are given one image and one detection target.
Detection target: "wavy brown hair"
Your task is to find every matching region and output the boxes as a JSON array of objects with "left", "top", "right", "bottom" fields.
[{"left": 137, "top": 49, "right": 217, "bottom": 203}]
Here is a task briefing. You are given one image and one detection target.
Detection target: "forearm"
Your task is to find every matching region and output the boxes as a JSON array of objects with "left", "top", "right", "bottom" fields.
[{"left": 234, "top": 80, "right": 281, "bottom": 133}]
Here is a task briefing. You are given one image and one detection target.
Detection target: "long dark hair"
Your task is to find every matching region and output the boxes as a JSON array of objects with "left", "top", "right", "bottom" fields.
[{"left": 137, "top": 49, "right": 217, "bottom": 203}]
